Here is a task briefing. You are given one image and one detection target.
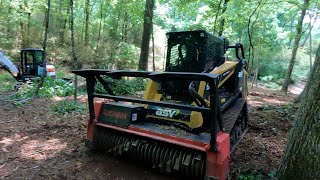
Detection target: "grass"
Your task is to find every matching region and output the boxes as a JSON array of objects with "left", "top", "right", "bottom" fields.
[{"left": 0, "top": 72, "right": 16, "bottom": 92}]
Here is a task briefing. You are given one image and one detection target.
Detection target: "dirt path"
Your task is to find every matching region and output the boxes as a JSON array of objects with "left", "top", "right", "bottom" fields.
[{"left": 0, "top": 88, "right": 296, "bottom": 179}]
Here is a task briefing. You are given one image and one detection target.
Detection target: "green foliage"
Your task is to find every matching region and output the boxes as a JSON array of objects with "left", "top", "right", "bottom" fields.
[
  {"left": 115, "top": 42, "right": 140, "bottom": 70},
  {"left": 12, "top": 77, "right": 74, "bottom": 99},
  {"left": 238, "top": 173, "right": 264, "bottom": 180},
  {"left": 0, "top": 72, "right": 15, "bottom": 92},
  {"left": 95, "top": 77, "right": 147, "bottom": 95},
  {"left": 50, "top": 100, "right": 86, "bottom": 115},
  {"left": 258, "top": 49, "right": 311, "bottom": 86},
  {"left": 238, "top": 170, "right": 276, "bottom": 180}
]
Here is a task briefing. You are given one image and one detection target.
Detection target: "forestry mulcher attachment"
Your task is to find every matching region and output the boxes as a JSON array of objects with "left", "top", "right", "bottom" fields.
[{"left": 73, "top": 30, "right": 248, "bottom": 180}]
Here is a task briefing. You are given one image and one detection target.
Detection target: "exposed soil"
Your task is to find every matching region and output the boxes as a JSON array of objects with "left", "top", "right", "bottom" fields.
[{"left": 0, "top": 86, "right": 297, "bottom": 179}]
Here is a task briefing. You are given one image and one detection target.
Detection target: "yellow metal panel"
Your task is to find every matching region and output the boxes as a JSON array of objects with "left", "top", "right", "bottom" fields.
[
  {"left": 211, "top": 61, "right": 238, "bottom": 74},
  {"left": 217, "top": 68, "right": 236, "bottom": 88},
  {"left": 143, "top": 79, "right": 161, "bottom": 101},
  {"left": 198, "top": 81, "right": 206, "bottom": 96}
]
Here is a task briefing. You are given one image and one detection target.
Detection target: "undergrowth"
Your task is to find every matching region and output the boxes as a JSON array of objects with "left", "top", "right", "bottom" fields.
[
  {"left": 50, "top": 100, "right": 86, "bottom": 115},
  {"left": 238, "top": 170, "right": 276, "bottom": 180},
  {"left": 95, "top": 77, "right": 147, "bottom": 95},
  {"left": 12, "top": 76, "right": 74, "bottom": 99},
  {"left": 0, "top": 72, "right": 15, "bottom": 92}
]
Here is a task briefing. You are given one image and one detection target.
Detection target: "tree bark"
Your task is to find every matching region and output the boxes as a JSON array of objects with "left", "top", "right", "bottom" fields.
[
  {"left": 34, "top": 0, "right": 50, "bottom": 97},
  {"left": 84, "top": 0, "right": 90, "bottom": 46},
  {"left": 138, "top": 0, "right": 154, "bottom": 71},
  {"left": 278, "top": 42, "right": 320, "bottom": 179},
  {"left": 281, "top": 0, "right": 309, "bottom": 94}
]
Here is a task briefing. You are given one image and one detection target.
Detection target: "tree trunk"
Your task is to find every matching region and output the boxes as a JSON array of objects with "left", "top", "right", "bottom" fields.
[
  {"left": 70, "top": 0, "right": 80, "bottom": 100},
  {"left": 213, "top": 0, "right": 223, "bottom": 34},
  {"left": 95, "top": 0, "right": 104, "bottom": 60},
  {"left": 152, "top": 24, "right": 155, "bottom": 71},
  {"left": 278, "top": 43, "right": 320, "bottom": 179},
  {"left": 6, "top": 7, "right": 12, "bottom": 40},
  {"left": 247, "top": 0, "right": 265, "bottom": 75},
  {"left": 20, "top": 4, "right": 26, "bottom": 49},
  {"left": 97, "top": 0, "right": 103, "bottom": 44},
  {"left": 121, "top": 12, "right": 129, "bottom": 43},
  {"left": 301, "top": 13, "right": 317, "bottom": 48},
  {"left": 281, "top": 0, "right": 309, "bottom": 94},
  {"left": 218, "top": 0, "right": 229, "bottom": 36},
  {"left": 34, "top": 0, "right": 50, "bottom": 97},
  {"left": 138, "top": 0, "right": 154, "bottom": 71},
  {"left": 84, "top": 0, "right": 90, "bottom": 46},
  {"left": 27, "top": 12, "right": 31, "bottom": 47},
  {"left": 58, "top": 0, "right": 63, "bottom": 45}
]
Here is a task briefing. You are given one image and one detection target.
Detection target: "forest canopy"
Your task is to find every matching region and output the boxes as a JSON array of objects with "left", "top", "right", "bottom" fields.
[{"left": 0, "top": 0, "right": 319, "bottom": 88}]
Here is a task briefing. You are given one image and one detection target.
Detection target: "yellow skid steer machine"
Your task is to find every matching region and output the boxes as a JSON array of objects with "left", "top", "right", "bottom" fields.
[{"left": 73, "top": 30, "right": 248, "bottom": 180}]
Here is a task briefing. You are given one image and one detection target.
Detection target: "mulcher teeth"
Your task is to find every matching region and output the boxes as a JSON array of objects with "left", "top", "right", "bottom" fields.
[{"left": 93, "top": 126, "right": 205, "bottom": 178}]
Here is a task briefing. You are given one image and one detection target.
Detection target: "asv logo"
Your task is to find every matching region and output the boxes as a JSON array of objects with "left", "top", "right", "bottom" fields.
[{"left": 155, "top": 109, "right": 176, "bottom": 118}]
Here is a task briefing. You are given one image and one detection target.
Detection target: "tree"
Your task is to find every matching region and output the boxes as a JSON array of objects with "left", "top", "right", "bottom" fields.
[
  {"left": 278, "top": 43, "right": 320, "bottom": 179},
  {"left": 281, "top": 0, "right": 309, "bottom": 94},
  {"left": 70, "top": 0, "right": 81, "bottom": 100},
  {"left": 34, "top": 0, "right": 50, "bottom": 97},
  {"left": 138, "top": 0, "right": 154, "bottom": 71},
  {"left": 84, "top": 0, "right": 90, "bottom": 46},
  {"left": 19, "top": 2, "right": 27, "bottom": 49},
  {"left": 218, "top": 0, "right": 229, "bottom": 36}
]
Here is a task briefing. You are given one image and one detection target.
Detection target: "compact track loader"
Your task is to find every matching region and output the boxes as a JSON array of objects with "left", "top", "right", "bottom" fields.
[{"left": 73, "top": 30, "right": 248, "bottom": 180}]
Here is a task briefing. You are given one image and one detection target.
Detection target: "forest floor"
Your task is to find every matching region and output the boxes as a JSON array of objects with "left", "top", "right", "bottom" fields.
[{"left": 0, "top": 85, "right": 299, "bottom": 180}]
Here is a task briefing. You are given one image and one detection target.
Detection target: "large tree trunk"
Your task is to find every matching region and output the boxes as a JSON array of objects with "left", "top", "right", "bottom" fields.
[
  {"left": 281, "top": 0, "right": 309, "bottom": 94},
  {"left": 278, "top": 43, "right": 320, "bottom": 179},
  {"left": 34, "top": 0, "right": 50, "bottom": 97},
  {"left": 138, "top": 0, "right": 154, "bottom": 71},
  {"left": 84, "top": 0, "right": 90, "bottom": 46}
]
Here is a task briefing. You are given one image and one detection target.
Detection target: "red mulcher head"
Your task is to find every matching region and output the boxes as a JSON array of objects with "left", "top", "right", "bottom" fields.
[{"left": 73, "top": 70, "right": 247, "bottom": 180}]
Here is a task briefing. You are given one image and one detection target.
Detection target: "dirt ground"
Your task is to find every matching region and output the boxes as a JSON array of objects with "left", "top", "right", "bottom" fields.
[{"left": 0, "top": 87, "right": 298, "bottom": 179}]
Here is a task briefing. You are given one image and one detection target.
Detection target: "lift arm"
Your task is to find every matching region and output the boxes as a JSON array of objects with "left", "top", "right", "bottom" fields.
[{"left": 0, "top": 51, "right": 20, "bottom": 80}]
